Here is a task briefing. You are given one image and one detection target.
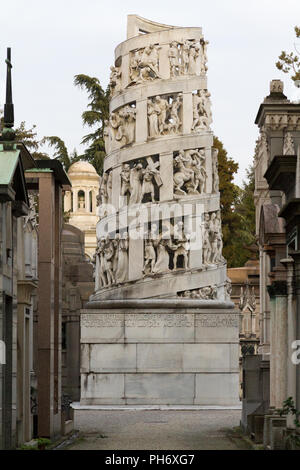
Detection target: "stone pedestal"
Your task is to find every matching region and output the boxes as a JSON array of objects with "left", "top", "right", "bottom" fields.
[{"left": 80, "top": 299, "right": 240, "bottom": 406}]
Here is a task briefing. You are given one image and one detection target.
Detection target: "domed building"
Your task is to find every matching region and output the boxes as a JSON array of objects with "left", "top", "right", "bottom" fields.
[{"left": 64, "top": 161, "right": 100, "bottom": 259}]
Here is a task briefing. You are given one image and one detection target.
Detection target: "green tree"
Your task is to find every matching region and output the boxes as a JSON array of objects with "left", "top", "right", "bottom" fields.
[
  {"left": 0, "top": 112, "right": 49, "bottom": 159},
  {"left": 213, "top": 137, "right": 256, "bottom": 267},
  {"left": 15, "top": 122, "right": 50, "bottom": 159},
  {"left": 276, "top": 26, "right": 300, "bottom": 81},
  {"left": 213, "top": 136, "right": 240, "bottom": 267},
  {"left": 41, "top": 136, "right": 80, "bottom": 171},
  {"left": 231, "top": 165, "right": 257, "bottom": 267},
  {"left": 74, "top": 74, "right": 110, "bottom": 175}
]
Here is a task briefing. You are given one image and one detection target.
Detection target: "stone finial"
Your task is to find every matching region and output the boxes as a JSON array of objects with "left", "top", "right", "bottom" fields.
[{"left": 270, "top": 79, "right": 284, "bottom": 94}]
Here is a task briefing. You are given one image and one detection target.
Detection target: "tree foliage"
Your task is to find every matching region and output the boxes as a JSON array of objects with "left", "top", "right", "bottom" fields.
[
  {"left": 276, "top": 26, "right": 300, "bottom": 81},
  {"left": 74, "top": 74, "right": 110, "bottom": 175},
  {"left": 41, "top": 136, "right": 80, "bottom": 171},
  {"left": 214, "top": 136, "right": 256, "bottom": 268}
]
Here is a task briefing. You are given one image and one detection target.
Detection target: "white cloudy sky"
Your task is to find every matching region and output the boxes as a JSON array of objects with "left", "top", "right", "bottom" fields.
[{"left": 0, "top": 0, "right": 299, "bottom": 185}]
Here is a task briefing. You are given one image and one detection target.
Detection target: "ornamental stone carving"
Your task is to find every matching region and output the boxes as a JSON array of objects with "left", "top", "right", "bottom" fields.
[
  {"left": 109, "top": 104, "right": 136, "bottom": 148},
  {"left": 202, "top": 211, "right": 223, "bottom": 265},
  {"left": 173, "top": 149, "right": 207, "bottom": 196},
  {"left": 148, "top": 94, "right": 182, "bottom": 138},
  {"left": 143, "top": 221, "right": 190, "bottom": 276},
  {"left": 96, "top": 233, "right": 129, "bottom": 288},
  {"left": 283, "top": 131, "right": 295, "bottom": 155},
  {"left": 191, "top": 89, "right": 212, "bottom": 132},
  {"left": 179, "top": 284, "right": 217, "bottom": 299},
  {"left": 109, "top": 65, "right": 122, "bottom": 96},
  {"left": 129, "top": 44, "right": 161, "bottom": 84}
]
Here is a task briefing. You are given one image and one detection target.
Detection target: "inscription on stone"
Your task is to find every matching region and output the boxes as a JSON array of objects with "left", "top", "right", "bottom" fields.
[
  {"left": 125, "top": 314, "right": 194, "bottom": 327},
  {"left": 81, "top": 314, "right": 124, "bottom": 327},
  {"left": 196, "top": 314, "right": 239, "bottom": 327}
]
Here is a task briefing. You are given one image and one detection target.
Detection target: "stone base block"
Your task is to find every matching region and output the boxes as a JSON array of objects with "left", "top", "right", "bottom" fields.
[{"left": 80, "top": 299, "right": 240, "bottom": 406}]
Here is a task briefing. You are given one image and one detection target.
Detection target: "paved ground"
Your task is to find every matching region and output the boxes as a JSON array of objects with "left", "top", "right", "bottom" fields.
[{"left": 65, "top": 409, "right": 248, "bottom": 450}]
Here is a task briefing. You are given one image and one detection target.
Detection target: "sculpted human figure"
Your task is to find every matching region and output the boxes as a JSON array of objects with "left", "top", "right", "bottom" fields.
[
  {"left": 191, "top": 90, "right": 211, "bottom": 131},
  {"left": 110, "top": 106, "right": 136, "bottom": 147},
  {"left": 123, "top": 105, "right": 136, "bottom": 144},
  {"left": 173, "top": 151, "right": 195, "bottom": 195},
  {"left": 209, "top": 212, "right": 219, "bottom": 264},
  {"left": 168, "top": 221, "right": 189, "bottom": 269},
  {"left": 130, "top": 50, "right": 141, "bottom": 82},
  {"left": 191, "top": 151, "right": 207, "bottom": 193},
  {"left": 109, "top": 65, "right": 122, "bottom": 95},
  {"left": 168, "top": 41, "right": 180, "bottom": 77},
  {"left": 202, "top": 212, "right": 212, "bottom": 265},
  {"left": 212, "top": 148, "right": 219, "bottom": 193},
  {"left": 181, "top": 40, "right": 191, "bottom": 75},
  {"left": 96, "top": 238, "right": 107, "bottom": 288},
  {"left": 98, "top": 172, "right": 108, "bottom": 206},
  {"left": 169, "top": 94, "right": 182, "bottom": 134},
  {"left": 215, "top": 211, "right": 223, "bottom": 261},
  {"left": 200, "top": 38, "right": 209, "bottom": 74},
  {"left": 188, "top": 44, "right": 199, "bottom": 75},
  {"left": 103, "top": 236, "right": 115, "bottom": 285},
  {"left": 140, "top": 44, "right": 160, "bottom": 78},
  {"left": 155, "top": 95, "right": 168, "bottom": 134},
  {"left": 152, "top": 238, "right": 169, "bottom": 273},
  {"left": 103, "top": 120, "right": 110, "bottom": 154},
  {"left": 112, "top": 234, "right": 120, "bottom": 275},
  {"left": 110, "top": 111, "right": 125, "bottom": 146},
  {"left": 129, "top": 163, "right": 143, "bottom": 204},
  {"left": 140, "top": 161, "right": 161, "bottom": 203},
  {"left": 202, "top": 89, "right": 212, "bottom": 124},
  {"left": 143, "top": 238, "right": 156, "bottom": 275},
  {"left": 115, "top": 232, "right": 129, "bottom": 283},
  {"left": 107, "top": 171, "right": 112, "bottom": 204},
  {"left": 147, "top": 99, "right": 160, "bottom": 137},
  {"left": 130, "top": 45, "right": 161, "bottom": 84},
  {"left": 120, "top": 163, "right": 131, "bottom": 201}
]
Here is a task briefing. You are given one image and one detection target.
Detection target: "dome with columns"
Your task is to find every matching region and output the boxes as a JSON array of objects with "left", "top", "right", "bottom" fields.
[
  {"left": 68, "top": 161, "right": 98, "bottom": 176},
  {"left": 64, "top": 160, "right": 100, "bottom": 260}
]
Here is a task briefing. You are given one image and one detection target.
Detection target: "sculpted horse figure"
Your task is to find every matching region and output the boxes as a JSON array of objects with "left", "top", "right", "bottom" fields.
[{"left": 173, "top": 152, "right": 194, "bottom": 195}]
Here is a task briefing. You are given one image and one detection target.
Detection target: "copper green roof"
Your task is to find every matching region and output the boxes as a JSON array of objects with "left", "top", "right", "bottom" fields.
[{"left": 0, "top": 149, "right": 20, "bottom": 185}]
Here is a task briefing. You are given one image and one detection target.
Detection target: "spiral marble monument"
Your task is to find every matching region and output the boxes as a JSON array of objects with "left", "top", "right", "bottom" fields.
[{"left": 80, "top": 15, "right": 240, "bottom": 406}]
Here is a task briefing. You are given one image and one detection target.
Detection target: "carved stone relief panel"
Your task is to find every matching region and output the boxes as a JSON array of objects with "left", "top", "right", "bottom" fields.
[
  {"left": 191, "top": 89, "right": 212, "bottom": 132},
  {"left": 202, "top": 210, "right": 223, "bottom": 266},
  {"left": 173, "top": 148, "right": 207, "bottom": 197},
  {"left": 109, "top": 103, "right": 136, "bottom": 149},
  {"left": 148, "top": 93, "right": 182, "bottom": 138},
  {"left": 129, "top": 44, "right": 161, "bottom": 85},
  {"left": 120, "top": 155, "right": 162, "bottom": 206}
]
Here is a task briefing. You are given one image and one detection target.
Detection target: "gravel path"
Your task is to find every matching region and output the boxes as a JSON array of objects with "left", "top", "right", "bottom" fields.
[{"left": 66, "top": 409, "right": 247, "bottom": 450}]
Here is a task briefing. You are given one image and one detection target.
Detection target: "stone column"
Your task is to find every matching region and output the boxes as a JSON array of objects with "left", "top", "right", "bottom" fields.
[
  {"left": 268, "top": 281, "right": 288, "bottom": 409},
  {"left": 112, "top": 166, "right": 122, "bottom": 211},
  {"left": 73, "top": 189, "right": 78, "bottom": 213},
  {"left": 205, "top": 147, "right": 212, "bottom": 194},
  {"left": 37, "top": 173, "right": 55, "bottom": 438},
  {"left": 281, "top": 258, "right": 296, "bottom": 428},
  {"left": 85, "top": 189, "right": 89, "bottom": 212},
  {"left": 135, "top": 99, "right": 148, "bottom": 143},
  {"left": 159, "top": 45, "right": 170, "bottom": 79},
  {"left": 121, "top": 54, "right": 130, "bottom": 89},
  {"left": 159, "top": 152, "right": 173, "bottom": 202},
  {"left": 182, "top": 92, "right": 193, "bottom": 135},
  {"left": 64, "top": 191, "right": 71, "bottom": 212},
  {"left": 291, "top": 252, "right": 300, "bottom": 413}
]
